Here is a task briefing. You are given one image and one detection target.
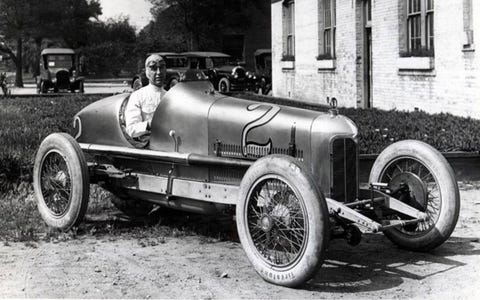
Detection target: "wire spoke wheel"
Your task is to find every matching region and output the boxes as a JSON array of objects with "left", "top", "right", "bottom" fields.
[
  {"left": 34, "top": 133, "right": 90, "bottom": 230},
  {"left": 237, "top": 155, "right": 329, "bottom": 287},
  {"left": 40, "top": 151, "right": 72, "bottom": 216},
  {"left": 381, "top": 157, "right": 441, "bottom": 236},
  {"left": 369, "top": 140, "right": 460, "bottom": 251},
  {"left": 247, "top": 177, "right": 307, "bottom": 267}
]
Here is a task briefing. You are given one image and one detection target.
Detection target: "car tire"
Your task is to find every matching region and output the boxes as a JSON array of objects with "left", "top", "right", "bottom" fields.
[
  {"left": 236, "top": 155, "right": 330, "bottom": 287},
  {"left": 218, "top": 78, "right": 230, "bottom": 93},
  {"left": 39, "top": 81, "right": 47, "bottom": 94},
  {"left": 33, "top": 133, "right": 90, "bottom": 230},
  {"left": 369, "top": 140, "right": 460, "bottom": 251},
  {"left": 79, "top": 81, "right": 85, "bottom": 93},
  {"left": 168, "top": 78, "right": 179, "bottom": 90},
  {"left": 132, "top": 78, "right": 142, "bottom": 91}
]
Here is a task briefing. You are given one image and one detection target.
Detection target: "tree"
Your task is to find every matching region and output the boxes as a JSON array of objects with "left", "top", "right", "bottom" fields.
[
  {"left": 147, "top": 0, "right": 261, "bottom": 51},
  {"left": 81, "top": 17, "right": 138, "bottom": 76},
  {"left": 0, "top": 0, "right": 101, "bottom": 87}
]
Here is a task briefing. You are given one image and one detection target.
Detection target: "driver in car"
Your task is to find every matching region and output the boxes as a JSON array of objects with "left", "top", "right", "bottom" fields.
[{"left": 125, "top": 54, "right": 167, "bottom": 141}]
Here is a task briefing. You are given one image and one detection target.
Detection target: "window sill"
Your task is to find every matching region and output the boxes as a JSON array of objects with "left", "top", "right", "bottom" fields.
[
  {"left": 281, "top": 60, "right": 295, "bottom": 70},
  {"left": 463, "top": 44, "right": 475, "bottom": 52},
  {"left": 316, "top": 59, "right": 336, "bottom": 70},
  {"left": 397, "top": 56, "right": 434, "bottom": 70}
]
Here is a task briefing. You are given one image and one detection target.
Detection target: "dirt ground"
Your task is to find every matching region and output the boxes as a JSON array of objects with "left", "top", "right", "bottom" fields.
[{"left": 1, "top": 186, "right": 479, "bottom": 299}]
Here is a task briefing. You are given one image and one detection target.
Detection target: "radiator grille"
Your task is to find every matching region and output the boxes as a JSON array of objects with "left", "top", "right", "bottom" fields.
[{"left": 331, "top": 138, "right": 357, "bottom": 202}]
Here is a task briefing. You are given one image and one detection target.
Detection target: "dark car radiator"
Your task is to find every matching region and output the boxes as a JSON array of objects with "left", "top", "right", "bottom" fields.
[
  {"left": 330, "top": 138, "right": 358, "bottom": 202},
  {"left": 56, "top": 70, "right": 70, "bottom": 89}
]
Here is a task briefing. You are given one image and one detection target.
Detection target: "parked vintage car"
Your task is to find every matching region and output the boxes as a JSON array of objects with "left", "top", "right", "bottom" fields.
[
  {"left": 33, "top": 76, "right": 460, "bottom": 287},
  {"left": 37, "top": 48, "right": 84, "bottom": 93},
  {"left": 253, "top": 49, "right": 272, "bottom": 95},
  {"left": 131, "top": 52, "right": 187, "bottom": 91},
  {"left": 182, "top": 51, "right": 254, "bottom": 93}
]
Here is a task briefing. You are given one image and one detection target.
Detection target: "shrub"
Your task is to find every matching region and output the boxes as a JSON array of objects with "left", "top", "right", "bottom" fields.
[{"left": 236, "top": 92, "right": 480, "bottom": 154}]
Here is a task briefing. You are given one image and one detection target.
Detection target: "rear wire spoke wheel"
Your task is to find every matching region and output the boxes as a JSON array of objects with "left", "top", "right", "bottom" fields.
[
  {"left": 369, "top": 140, "right": 460, "bottom": 251},
  {"left": 237, "top": 155, "right": 329, "bottom": 287},
  {"left": 33, "top": 133, "right": 90, "bottom": 230}
]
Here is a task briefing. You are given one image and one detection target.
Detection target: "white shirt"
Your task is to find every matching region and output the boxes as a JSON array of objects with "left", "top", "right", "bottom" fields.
[{"left": 125, "top": 84, "right": 166, "bottom": 138}]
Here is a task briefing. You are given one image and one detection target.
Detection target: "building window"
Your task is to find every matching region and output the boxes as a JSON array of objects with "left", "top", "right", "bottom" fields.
[
  {"left": 463, "top": 0, "right": 474, "bottom": 50},
  {"left": 283, "top": 0, "right": 295, "bottom": 60},
  {"left": 406, "top": 0, "right": 434, "bottom": 56},
  {"left": 318, "top": 0, "right": 336, "bottom": 59}
]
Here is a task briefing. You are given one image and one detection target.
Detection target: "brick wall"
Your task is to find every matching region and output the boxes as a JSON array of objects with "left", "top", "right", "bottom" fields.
[
  {"left": 272, "top": 0, "right": 480, "bottom": 119},
  {"left": 373, "top": 0, "right": 480, "bottom": 118},
  {"left": 273, "top": 0, "right": 358, "bottom": 108}
]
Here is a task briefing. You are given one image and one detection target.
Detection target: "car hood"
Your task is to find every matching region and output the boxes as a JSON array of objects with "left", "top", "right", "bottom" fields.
[
  {"left": 215, "top": 65, "right": 239, "bottom": 73},
  {"left": 48, "top": 68, "right": 70, "bottom": 75}
]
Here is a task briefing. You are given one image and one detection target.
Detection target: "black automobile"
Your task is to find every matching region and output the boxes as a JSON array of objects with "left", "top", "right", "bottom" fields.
[
  {"left": 131, "top": 52, "right": 187, "bottom": 90},
  {"left": 253, "top": 49, "right": 272, "bottom": 95},
  {"left": 182, "top": 51, "right": 254, "bottom": 93},
  {"left": 36, "top": 48, "right": 84, "bottom": 93}
]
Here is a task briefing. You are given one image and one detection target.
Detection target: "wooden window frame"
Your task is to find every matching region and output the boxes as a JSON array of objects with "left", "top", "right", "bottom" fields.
[
  {"left": 318, "top": 0, "right": 336, "bottom": 59},
  {"left": 283, "top": 0, "right": 295, "bottom": 60},
  {"left": 406, "top": 0, "right": 434, "bottom": 56}
]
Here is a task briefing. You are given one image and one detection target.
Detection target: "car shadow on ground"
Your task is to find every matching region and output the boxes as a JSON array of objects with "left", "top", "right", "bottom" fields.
[
  {"left": 79, "top": 208, "right": 479, "bottom": 294},
  {"left": 304, "top": 233, "right": 479, "bottom": 293},
  {"left": 81, "top": 207, "right": 238, "bottom": 241}
]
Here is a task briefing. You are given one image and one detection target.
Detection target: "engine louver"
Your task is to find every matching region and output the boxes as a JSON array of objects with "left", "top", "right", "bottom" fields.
[{"left": 330, "top": 138, "right": 358, "bottom": 203}]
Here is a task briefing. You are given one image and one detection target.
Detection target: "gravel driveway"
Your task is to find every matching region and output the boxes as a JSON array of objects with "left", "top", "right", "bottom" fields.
[{"left": 1, "top": 187, "right": 479, "bottom": 299}]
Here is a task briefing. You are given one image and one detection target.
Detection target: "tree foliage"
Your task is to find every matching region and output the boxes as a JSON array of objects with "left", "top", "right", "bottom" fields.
[
  {"left": 81, "top": 17, "right": 137, "bottom": 76},
  {"left": 0, "top": 0, "right": 102, "bottom": 86},
  {"left": 146, "top": 0, "right": 264, "bottom": 51}
]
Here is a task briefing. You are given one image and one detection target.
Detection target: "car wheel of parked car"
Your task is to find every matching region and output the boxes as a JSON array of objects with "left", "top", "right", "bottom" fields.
[
  {"left": 79, "top": 81, "right": 85, "bottom": 93},
  {"left": 33, "top": 133, "right": 90, "bottom": 230},
  {"left": 218, "top": 78, "right": 230, "bottom": 93},
  {"left": 369, "top": 140, "right": 460, "bottom": 251},
  {"left": 168, "top": 78, "right": 179, "bottom": 90},
  {"left": 39, "top": 81, "right": 47, "bottom": 94},
  {"left": 236, "top": 155, "right": 330, "bottom": 287},
  {"left": 132, "top": 78, "right": 142, "bottom": 91}
]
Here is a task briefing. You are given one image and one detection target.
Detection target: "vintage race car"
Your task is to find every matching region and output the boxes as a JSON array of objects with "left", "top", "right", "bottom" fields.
[{"left": 33, "top": 77, "right": 460, "bottom": 287}]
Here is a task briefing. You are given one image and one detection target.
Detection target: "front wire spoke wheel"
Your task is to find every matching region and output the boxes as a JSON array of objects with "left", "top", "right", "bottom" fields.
[
  {"left": 237, "top": 155, "right": 329, "bottom": 287},
  {"left": 246, "top": 177, "right": 307, "bottom": 268},
  {"left": 381, "top": 157, "right": 441, "bottom": 235},
  {"left": 369, "top": 140, "right": 460, "bottom": 251}
]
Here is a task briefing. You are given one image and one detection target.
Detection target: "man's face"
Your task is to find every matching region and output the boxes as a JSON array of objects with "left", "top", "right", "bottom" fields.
[{"left": 145, "top": 55, "right": 166, "bottom": 87}]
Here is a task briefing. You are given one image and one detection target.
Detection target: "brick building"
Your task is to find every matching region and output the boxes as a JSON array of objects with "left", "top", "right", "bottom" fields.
[{"left": 271, "top": 0, "right": 480, "bottom": 119}]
